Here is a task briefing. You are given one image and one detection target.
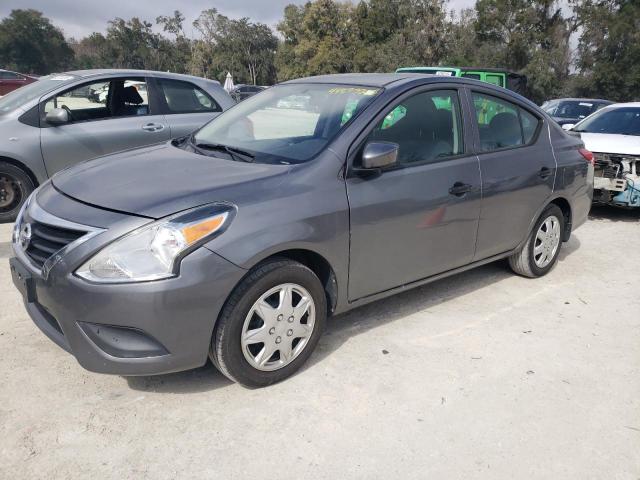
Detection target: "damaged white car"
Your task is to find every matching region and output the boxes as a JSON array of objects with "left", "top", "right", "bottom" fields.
[{"left": 564, "top": 103, "right": 640, "bottom": 208}]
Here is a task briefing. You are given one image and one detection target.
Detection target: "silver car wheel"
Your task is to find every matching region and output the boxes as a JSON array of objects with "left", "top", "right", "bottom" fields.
[
  {"left": 533, "top": 215, "right": 561, "bottom": 268},
  {"left": 241, "top": 283, "right": 316, "bottom": 372}
]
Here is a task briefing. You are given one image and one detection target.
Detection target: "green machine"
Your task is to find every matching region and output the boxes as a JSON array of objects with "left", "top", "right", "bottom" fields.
[{"left": 395, "top": 66, "right": 528, "bottom": 97}]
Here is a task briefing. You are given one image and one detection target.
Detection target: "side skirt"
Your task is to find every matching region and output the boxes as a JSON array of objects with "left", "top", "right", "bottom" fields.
[{"left": 336, "top": 251, "right": 514, "bottom": 314}]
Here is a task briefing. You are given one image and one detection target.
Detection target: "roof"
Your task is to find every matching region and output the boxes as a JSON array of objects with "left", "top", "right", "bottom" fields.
[
  {"left": 63, "top": 69, "right": 221, "bottom": 85},
  {"left": 604, "top": 102, "right": 640, "bottom": 109},
  {"left": 284, "top": 73, "right": 418, "bottom": 87}
]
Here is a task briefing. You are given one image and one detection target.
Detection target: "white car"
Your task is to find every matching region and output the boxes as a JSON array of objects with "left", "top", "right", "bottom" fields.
[{"left": 564, "top": 103, "right": 640, "bottom": 208}]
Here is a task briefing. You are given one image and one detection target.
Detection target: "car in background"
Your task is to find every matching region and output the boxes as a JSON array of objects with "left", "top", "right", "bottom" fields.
[
  {"left": 0, "top": 69, "right": 37, "bottom": 96},
  {"left": 0, "top": 69, "right": 235, "bottom": 222},
  {"left": 542, "top": 98, "right": 613, "bottom": 127},
  {"left": 565, "top": 103, "right": 640, "bottom": 208},
  {"left": 229, "top": 84, "right": 266, "bottom": 102},
  {"left": 9, "top": 74, "right": 592, "bottom": 387},
  {"left": 396, "top": 66, "right": 529, "bottom": 97}
]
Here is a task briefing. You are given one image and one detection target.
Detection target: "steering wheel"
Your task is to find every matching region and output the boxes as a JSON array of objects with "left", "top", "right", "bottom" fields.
[{"left": 60, "top": 104, "right": 75, "bottom": 121}]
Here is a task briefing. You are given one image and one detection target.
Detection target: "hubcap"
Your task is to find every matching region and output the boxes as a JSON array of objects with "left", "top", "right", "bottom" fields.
[
  {"left": 0, "top": 174, "right": 20, "bottom": 211},
  {"left": 241, "top": 283, "right": 316, "bottom": 371},
  {"left": 533, "top": 215, "right": 561, "bottom": 268}
]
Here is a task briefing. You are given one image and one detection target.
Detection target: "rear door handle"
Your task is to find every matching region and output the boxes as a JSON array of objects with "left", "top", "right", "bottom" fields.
[
  {"left": 449, "top": 182, "right": 474, "bottom": 197},
  {"left": 142, "top": 123, "right": 165, "bottom": 132},
  {"left": 539, "top": 167, "right": 552, "bottom": 179}
]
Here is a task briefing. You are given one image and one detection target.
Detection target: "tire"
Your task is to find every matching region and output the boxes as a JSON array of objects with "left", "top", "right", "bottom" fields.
[
  {"left": 509, "top": 204, "right": 565, "bottom": 278},
  {"left": 210, "top": 258, "right": 327, "bottom": 388},
  {"left": 0, "top": 162, "right": 35, "bottom": 223}
]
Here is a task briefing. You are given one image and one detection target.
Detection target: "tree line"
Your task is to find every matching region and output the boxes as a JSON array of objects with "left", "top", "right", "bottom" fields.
[{"left": 0, "top": 0, "right": 638, "bottom": 104}]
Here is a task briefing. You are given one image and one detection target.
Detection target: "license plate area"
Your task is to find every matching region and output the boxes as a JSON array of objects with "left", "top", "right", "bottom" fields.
[{"left": 10, "top": 257, "right": 36, "bottom": 303}]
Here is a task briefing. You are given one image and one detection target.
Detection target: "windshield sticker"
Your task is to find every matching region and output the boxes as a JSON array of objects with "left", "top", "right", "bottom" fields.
[
  {"left": 328, "top": 87, "right": 379, "bottom": 96},
  {"left": 50, "top": 75, "right": 75, "bottom": 81},
  {"left": 435, "top": 71, "right": 454, "bottom": 76},
  {"left": 579, "top": 102, "right": 593, "bottom": 107}
]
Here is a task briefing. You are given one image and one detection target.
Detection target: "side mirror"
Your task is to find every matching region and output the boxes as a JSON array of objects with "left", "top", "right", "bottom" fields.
[
  {"left": 46, "top": 108, "right": 70, "bottom": 125},
  {"left": 562, "top": 123, "right": 575, "bottom": 131},
  {"left": 361, "top": 141, "right": 399, "bottom": 170}
]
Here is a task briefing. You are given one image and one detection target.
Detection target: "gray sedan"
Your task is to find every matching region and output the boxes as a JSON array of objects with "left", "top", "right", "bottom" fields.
[
  {"left": 10, "top": 74, "right": 593, "bottom": 387},
  {"left": 0, "top": 69, "right": 235, "bottom": 222}
]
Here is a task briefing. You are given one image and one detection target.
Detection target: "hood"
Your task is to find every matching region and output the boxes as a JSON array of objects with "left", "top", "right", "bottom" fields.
[
  {"left": 579, "top": 133, "right": 640, "bottom": 156},
  {"left": 52, "top": 143, "right": 290, "bottom": 218}
]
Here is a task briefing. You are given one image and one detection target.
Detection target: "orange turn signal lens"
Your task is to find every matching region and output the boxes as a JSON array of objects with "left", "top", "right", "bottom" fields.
[{"left": 181, "top": 213, "right": 227, "bottom": 244}]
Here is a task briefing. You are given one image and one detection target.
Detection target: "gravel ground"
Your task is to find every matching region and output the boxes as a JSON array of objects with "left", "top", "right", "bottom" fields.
[{"left": 0, "top": 206, "right": 639, "bottom": 479}]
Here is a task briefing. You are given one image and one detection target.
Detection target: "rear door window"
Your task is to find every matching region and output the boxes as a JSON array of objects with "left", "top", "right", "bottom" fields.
[
  {"left": 158, "top": 79, "right": 221, "bottom": 114},
  {"left": 472, "top": 92, "right": 541, "bottom": 152}
]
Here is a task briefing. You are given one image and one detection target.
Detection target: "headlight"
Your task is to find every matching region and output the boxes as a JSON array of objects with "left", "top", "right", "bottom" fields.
[
  {"left": 76, "top": 203, "right": 234, "bottom": 283},
  {"left": 12, "top": 190, "right": 36, "bottom": 245}
]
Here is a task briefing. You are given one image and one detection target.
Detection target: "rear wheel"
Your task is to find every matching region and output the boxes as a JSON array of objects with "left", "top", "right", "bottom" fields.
[
  {"left": 210, "top": 258, "right": 326, "bottom": 387},
  {"left": 0, "top": 162, "right": 34, "bottom": 223},
  {"left": 509, "top": 204, "right": 564, "bottom": 278}
]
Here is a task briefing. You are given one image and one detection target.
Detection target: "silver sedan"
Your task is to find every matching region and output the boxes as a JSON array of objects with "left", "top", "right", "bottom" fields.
[{"left": 0, "top": 69, "right": 235, "bottom": 222}]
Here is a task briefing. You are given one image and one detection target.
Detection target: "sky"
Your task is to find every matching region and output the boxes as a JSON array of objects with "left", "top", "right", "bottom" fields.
[{"left": 0, "top": 0, "right": 475, "bottom": 39}]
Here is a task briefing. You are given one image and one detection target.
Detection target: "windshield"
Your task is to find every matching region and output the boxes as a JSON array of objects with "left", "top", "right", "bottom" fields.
[
  {"left": 544, "top": 100, "right": 602, "bottom": 119},
  {"left": 192, "top": 83, "right": 381, "bottom": 163},
  {"left": 574, "top": 107, "right": 640, "bottom": 136},
  {"left": 0, "top": 74, "right": 78, "bottom": 115}
]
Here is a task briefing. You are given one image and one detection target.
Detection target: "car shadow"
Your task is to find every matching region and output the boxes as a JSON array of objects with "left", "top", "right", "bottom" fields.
[
  {"left": 124, "top": 235, "right": 581, "bottom": 394},
  {"left": 589, "top": 205, "right": 640, "bottom": 222},
  {"left": 125, "top": 362, "right": 233, "bottom": 393}
]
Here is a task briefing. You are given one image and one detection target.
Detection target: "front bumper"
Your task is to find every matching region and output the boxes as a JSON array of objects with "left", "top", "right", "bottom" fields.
[{"left": 10, "top": 186, "right": 246, "bottom": 376}]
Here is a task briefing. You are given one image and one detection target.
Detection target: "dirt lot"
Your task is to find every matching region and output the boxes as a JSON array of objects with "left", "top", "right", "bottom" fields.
[{"left": 0, "top": 207, "right": 639, "bottom": 479}]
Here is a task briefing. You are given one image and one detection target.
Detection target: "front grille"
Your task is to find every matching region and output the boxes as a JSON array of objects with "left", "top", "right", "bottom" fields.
[{"left": 25, "top": 221, "right": 86, "bottom": 268}]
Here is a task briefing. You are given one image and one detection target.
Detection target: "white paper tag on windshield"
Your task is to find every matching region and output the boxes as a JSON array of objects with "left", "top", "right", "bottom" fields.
[
  {"left": 435, "top": 71, "right": 454, "bottom": 76},
  {"left": 579, "top": 102, "right": 593, "bottom": 107}
]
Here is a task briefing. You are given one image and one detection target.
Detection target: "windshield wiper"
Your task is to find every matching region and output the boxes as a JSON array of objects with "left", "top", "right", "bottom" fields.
[{"left": 193, "top": 141, "right": 255, "bottom": 163}]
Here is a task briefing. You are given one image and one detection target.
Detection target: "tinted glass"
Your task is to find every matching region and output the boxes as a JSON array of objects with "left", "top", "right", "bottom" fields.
[
  {"left": 0, "top": 71, "right": 22, "bottom": 79},
  {"left": 474, "top": 93, "right": 521, "bottom": 150},
  {"left": 367, "top": 90, "right": 463, "bottom": 165},
  {"left": 159, "top": 79, "right": 221, "bottom": 114},
  {"left": 193, "top": 83, "right": 380, "bottom": 163},
  {"left": 473, "top": 93, "right": 540, "bottom": 151},
  {"left": 44, "top": 78, "right": 149, "bottom": 122},
  {"left": 520, "top": 109, "right": 539, "bottom": 143},
  {"left": 574, "top": 107, "right": 640, "bottom": 136},
  {"left": 555, "top": 101, "right": 598, "bottom": 119}
]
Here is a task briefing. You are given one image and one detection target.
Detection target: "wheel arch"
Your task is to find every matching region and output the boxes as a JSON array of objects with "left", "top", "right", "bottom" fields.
[
  {"left": 0, "top": 155, "right": 40, "bottom": 188},
  {"left": 548, "top": 197, "right": 572, "bottom": 241},
  {"left": 240, "top": 248, "right": 339, "bottom": 316}
]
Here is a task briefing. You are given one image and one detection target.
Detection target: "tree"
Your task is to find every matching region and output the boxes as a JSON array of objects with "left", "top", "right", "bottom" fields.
[
  {"left": 191, "top": 9, "right": 277, "bottom": 84},
  {"left": 156, "top": 10, "right": 192, "bottom": 73},
  {"left": 572, "top": 0, "right": 640, "bottom": 101},
  {"left": 473, "top": 0, "right": 576, "bottom": 103},
  {"left": 0, "top": 9, "right": 74, "bottom": 74}
]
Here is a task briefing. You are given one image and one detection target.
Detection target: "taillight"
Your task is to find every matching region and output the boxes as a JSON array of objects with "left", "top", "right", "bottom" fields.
[{"left": 579, "top": 148, "right": 595, "bottom": 166}]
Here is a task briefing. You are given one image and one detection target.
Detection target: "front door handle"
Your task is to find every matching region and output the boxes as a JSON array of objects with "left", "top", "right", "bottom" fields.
[
  {"left": 538, "top": 167, "right": 552, "bottom": 179},
  {"left": 449, "top": 182, "right": 473, "bottom": 197},
  {"left": 142, "top": 123, "right": 165, "bottom": 132}
]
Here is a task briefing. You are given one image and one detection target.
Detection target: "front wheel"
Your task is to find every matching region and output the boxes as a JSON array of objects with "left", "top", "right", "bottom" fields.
[
  {"left": 0, "top": 162, "right": 35, "bottom": 223},
  {"left": 509, "top": 204, "right": 564, "bottom": 278},
  {"left": 210, "top": 259, "right": 326, "bottom": 387}
]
